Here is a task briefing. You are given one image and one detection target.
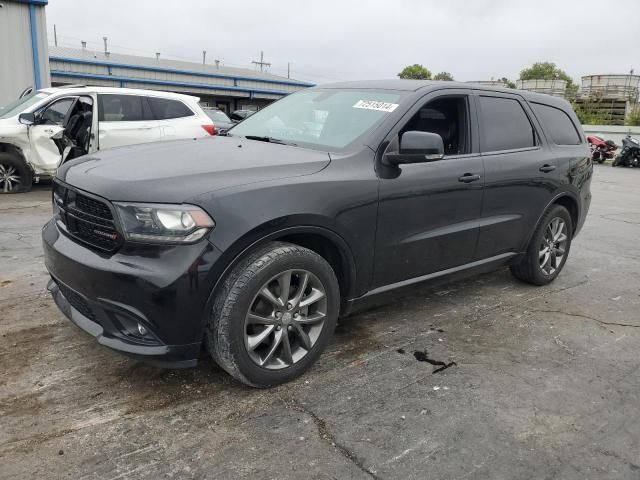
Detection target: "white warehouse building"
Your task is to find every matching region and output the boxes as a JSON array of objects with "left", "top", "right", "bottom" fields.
[{"left": 48, "top": 46, "right": 313, "bottom": 113}]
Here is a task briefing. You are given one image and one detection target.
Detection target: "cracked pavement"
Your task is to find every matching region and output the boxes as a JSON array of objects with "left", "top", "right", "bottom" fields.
[{"left": 1, "top": 166, "right": 639, "bottom": 479}]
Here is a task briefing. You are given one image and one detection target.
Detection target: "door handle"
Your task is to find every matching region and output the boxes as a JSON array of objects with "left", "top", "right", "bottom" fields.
[
  {"left": 539, "top": 164, "right": 556, "bottom": 173},
  {"left": 44, "top": 129, "right": 54, "bottom": 134},
  {"left": 458, "top": 173, "right": 481, "bottom": 183}
]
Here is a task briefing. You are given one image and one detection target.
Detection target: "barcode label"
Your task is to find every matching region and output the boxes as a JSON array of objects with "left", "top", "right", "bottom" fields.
[{"left": 353, "top": 100, "right": 399, "bottom": 112}]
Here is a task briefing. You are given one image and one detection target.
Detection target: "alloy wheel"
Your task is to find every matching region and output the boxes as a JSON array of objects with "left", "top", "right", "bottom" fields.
[
  {"left": 0, "top": 163, "right": 22, "bottom": 193},
  {"left": 244, "top": 269, "right": 327, "bottom": 370},
  {"left": 539, "top": 217, "right": 568, "bottom": 275}
]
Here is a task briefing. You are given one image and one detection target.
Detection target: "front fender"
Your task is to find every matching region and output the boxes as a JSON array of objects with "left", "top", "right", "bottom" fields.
[{"left": 0, "top": 125, "right": 31, "bottom": 160}]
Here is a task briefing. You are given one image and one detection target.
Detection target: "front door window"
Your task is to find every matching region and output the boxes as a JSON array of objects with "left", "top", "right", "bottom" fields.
[{"left": 38, "top": 98, "right": 76, "bottom": 125}]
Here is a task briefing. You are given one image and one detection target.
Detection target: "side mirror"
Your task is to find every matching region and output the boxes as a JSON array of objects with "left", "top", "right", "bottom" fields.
[
  {"left": 384, "top": 131, "right": 445, "bottom": 165},
  {"left": 18, "top": 112, "right": 36, "bottom": 126}
]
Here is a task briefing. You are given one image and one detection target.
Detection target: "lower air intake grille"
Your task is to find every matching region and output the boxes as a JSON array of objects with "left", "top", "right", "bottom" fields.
[{"left": 58, "top": 282, "right": 96, "bottom": 322}]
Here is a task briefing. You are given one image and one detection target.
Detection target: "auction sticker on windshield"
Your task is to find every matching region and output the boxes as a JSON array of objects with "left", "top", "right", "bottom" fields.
[{"left": 353, "top": 100, "right": 399, "bottom": 113}]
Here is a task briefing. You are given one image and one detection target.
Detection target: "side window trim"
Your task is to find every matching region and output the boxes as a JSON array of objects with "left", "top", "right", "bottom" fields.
[
  {"left": 378, "top": 88, "right": 479, "bottom": 158},
  {"left": 473, "top": 90, "right": 543, "bottom": 154}
]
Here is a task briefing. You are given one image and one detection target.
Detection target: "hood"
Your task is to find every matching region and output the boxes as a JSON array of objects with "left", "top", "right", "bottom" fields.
[
  {"left": 57, "top": 136, "right": 331, "bottom": 203},
  {"left": 0, "top": 118, "right": 27, "bottom": 144},
  {"left": 0, "top": 116, "right": 19, "bottom": 128}
]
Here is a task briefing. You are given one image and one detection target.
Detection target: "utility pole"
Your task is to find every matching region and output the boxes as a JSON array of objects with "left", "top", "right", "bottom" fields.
[
  {"left": 103, "top": 36, "right": 108, "bottom": 55},
  {"left": 53, "top": 24, "right": 58, "bottom": 47},
  {"left": 202, "top": 50, "right": 207, "bottom": 66},
  {"left": 251, "top": 51, "right": 271, "bottom": 73},
  {"left": 287, "top": 62, "right": 290, "bottom": 79}
]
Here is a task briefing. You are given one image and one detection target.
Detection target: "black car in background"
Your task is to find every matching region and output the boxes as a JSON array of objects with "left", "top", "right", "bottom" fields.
[
  {"left": 43, "top": 80, "right": 592, "bottom": 387},
  {"left": 202, "top": 108, "right": 235, "bottom": 134},
  {"left": 230, "top": 109, "right": 256, "bottom": 122}
]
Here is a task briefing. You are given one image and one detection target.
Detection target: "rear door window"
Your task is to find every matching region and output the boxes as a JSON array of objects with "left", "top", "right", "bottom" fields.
[
  {"left": 478, "top": 96, "right": 537, "bottom": 152},
  {"left": 147, "top": 97, "right": 194, "bottom": 120},
  {"left": 531, "top": 103, "right": 582, "bottom": 145},
  {"left": 98, "top": 95, "right": 150, "bottom": 122}
]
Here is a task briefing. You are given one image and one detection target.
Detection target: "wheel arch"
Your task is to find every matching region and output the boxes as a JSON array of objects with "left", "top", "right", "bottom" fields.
[
  {"left": 522, "top": 192, "right": 580, "bottom": 253},
  {"left": 551, "top": 194, "right": 579, "bottom": 234},
  {"left": 201, "top": 223, "right": 359, "bottom": 339},
  {"left": 0, "top": 142, "right": 30, "bottom": 168}
]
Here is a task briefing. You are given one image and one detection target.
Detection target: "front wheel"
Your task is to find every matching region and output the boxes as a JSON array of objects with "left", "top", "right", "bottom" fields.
[
  {"left": 0, "top": 153, "right": 33, "bottom": 193},
  {"left": 510, "top": 205, "right": 572, "bottom": 286},
  {"left": 206, "top": 242, "right": 340, "bottom": 387}
]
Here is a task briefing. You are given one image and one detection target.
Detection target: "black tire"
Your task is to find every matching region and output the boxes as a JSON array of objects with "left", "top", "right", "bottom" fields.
[
  {"left": 510, "top": 205, "right": 573, "bottom": 286},
  {"left": 205, "top": 242, "right": 340, "bottom": 388},
  {"left": 612, "top": 155, "right": 621, "bottom": 167},
  {"left": 0, "top": 152, "right": 32, "bottom": 193}
]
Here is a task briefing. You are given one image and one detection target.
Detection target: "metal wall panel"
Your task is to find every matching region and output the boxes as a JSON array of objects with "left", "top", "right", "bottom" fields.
[
  {"left": 0, "top": 2, "right": 33, "bottom": 105},
  {"left": 110, "top": 67, "right": 236, "bottom": 87},
  {"left": 34, "top": 3, "right": 50, "bottom": 88},
  {"left": 51, "top": 75, "right": 120, "bottom": 88},
  {"left": 0, "top": 1, "right": 49, "bottom": 105}
]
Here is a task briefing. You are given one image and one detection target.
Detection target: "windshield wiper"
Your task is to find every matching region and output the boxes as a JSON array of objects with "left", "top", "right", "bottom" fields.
[{"left": 243, "top": 135, "right": 297, "bottom": 146}]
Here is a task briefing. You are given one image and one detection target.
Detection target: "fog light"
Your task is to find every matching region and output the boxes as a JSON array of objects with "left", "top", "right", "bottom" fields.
[{"left": 137, "top": 323, "right": 148, "bottom": 336}]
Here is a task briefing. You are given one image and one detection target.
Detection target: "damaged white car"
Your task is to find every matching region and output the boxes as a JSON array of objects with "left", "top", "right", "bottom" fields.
[{"left": 0, "top": 86, "right": 215, "bottom": 193}]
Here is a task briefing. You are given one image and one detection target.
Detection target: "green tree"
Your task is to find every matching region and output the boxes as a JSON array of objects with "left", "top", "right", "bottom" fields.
[
  {"left": 398, "top": 64, "right": 432, "bottom": 80},
  {"left": 572, "top": 101, "right": 608, "bottom": 125},
  {"left": 519, "top": 62, "right": 577, "bottom": 95},
  {"left": 499, "top": 77, "right": 516, "bottom": 89},
  {"left": 434, "top": 71, "right": 454, "bottom": 81},
  {"left": 627, "top": 106, "right": 640, "bottom": 126}
]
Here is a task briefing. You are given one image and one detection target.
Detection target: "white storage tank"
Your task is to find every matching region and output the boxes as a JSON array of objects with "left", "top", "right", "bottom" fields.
[
  {"left": 581, "top": 74, "right": 640, "bottom": 100},
  {"left": 516, "top": 79, "right": 567, "bottom": 98},
  {"left": 466, "top": 80, "right": 511, "bottom": 88}
]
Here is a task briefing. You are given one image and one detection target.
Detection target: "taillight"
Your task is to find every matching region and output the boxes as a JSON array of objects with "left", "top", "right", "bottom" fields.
[{"left": 202, "top": 124, "right": 215, "bottom": 136}]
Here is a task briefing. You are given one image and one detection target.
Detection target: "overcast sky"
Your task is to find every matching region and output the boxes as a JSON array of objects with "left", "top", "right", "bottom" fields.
[{"left": 46, "top": 0, "right": 639, "bottom": 85}]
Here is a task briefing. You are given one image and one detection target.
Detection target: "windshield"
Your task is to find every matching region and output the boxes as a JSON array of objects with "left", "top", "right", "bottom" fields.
[
  {"left": 0, "top": 92, "right": 50, "bottom": 119},
  {"left": 204, "top": 109, "right": 232, "bottom": 123},
  {"left": 229, "top": 89, "right": 403, "bottom": 150}
]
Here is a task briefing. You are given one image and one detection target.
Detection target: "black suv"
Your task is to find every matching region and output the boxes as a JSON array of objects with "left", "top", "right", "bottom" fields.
[{"left": 43, "top": 80, "right": 592, "bottom": 387}]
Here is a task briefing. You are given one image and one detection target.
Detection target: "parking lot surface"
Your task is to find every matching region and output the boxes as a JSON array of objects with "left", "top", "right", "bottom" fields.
[{"left": 1, "top": 166, "right": 639, "bottom": 479}]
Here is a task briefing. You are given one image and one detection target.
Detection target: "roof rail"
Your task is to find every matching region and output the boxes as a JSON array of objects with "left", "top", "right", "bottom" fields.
[{"left": 63, "top": 84, "right": 88, "bottom": 88}]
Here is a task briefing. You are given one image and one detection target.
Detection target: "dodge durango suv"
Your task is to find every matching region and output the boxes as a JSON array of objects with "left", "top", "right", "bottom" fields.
[{"left": 43, "top": 80, "right": 592, "bottom": 387}]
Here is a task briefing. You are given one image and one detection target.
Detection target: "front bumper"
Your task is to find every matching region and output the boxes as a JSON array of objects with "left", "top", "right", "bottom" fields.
[{"left": 43, "top": 218, "right": 224, "bottom": 368}]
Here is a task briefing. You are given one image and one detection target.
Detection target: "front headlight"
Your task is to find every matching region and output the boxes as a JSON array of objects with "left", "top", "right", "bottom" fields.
[{"left": 114, "top": 202, "right": 215, "bottom": 244}]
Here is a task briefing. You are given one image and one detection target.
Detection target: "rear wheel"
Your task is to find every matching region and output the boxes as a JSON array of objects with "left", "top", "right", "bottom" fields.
[
  {"left": 510, "top": 205, "right": 572, "bottom": 286},
  {"left": 206, "top": 242, "right": 340, "bottom": 387},
  {"left": 0, "top": 153, "right": 32, "bottom": 193}
]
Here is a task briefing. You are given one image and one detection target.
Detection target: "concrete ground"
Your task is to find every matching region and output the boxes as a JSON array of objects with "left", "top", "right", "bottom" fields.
[{"left": 1, "top": 165, "right": 639, "bottom": 479}]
